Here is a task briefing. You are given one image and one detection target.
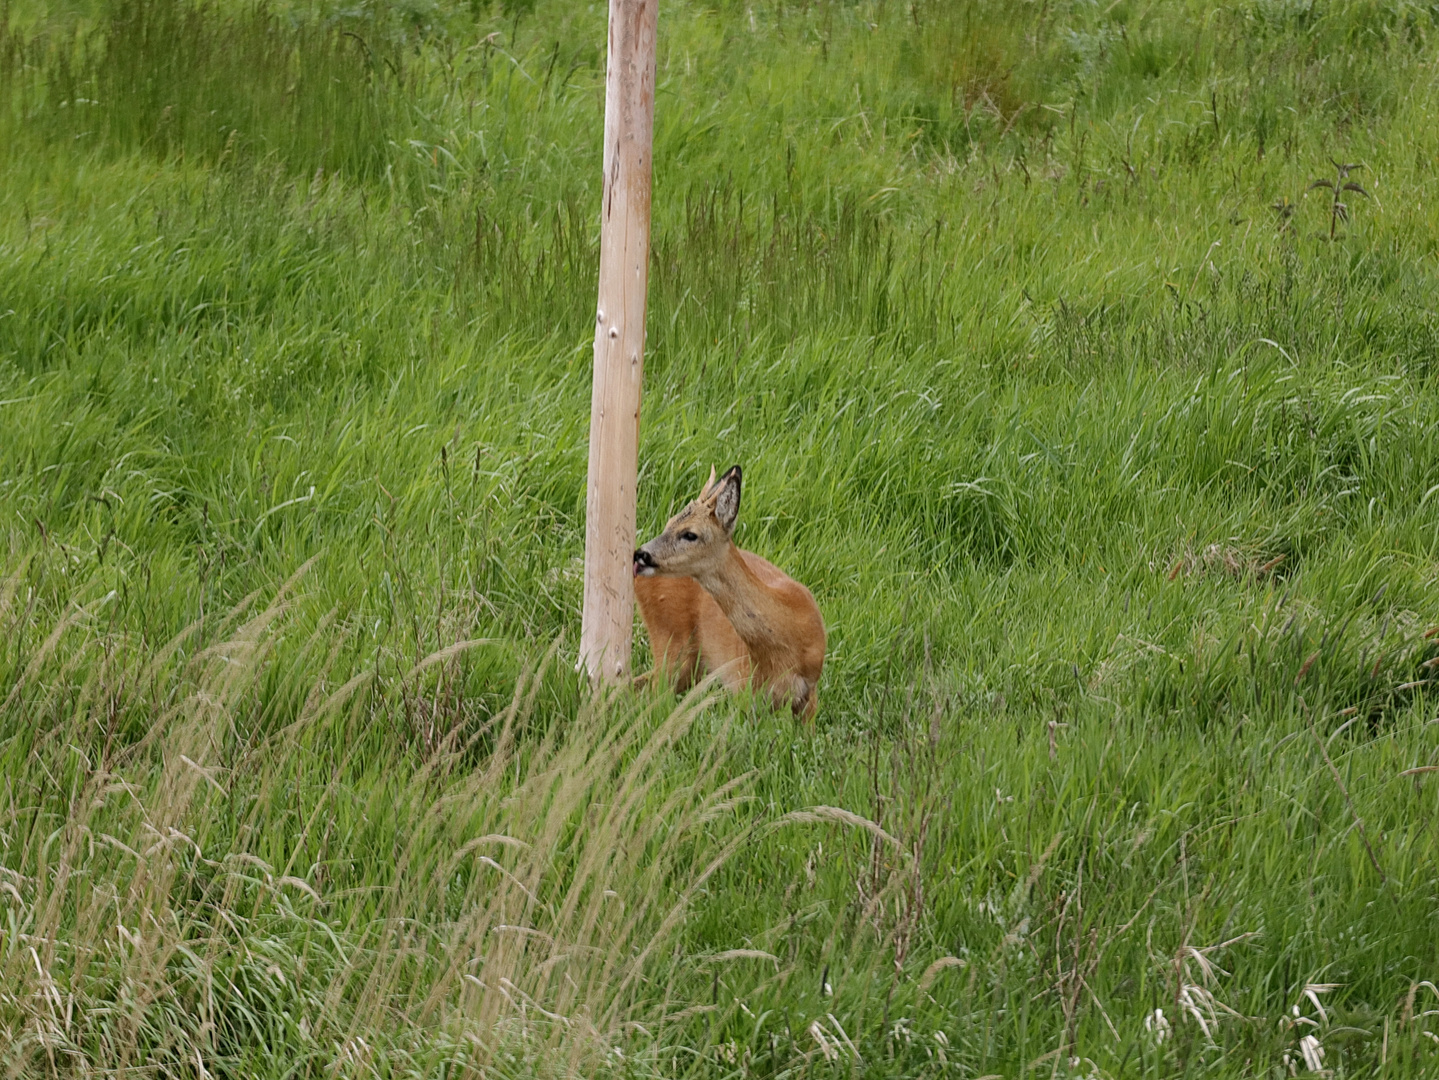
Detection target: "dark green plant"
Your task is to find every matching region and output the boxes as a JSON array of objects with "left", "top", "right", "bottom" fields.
[
  {"left": 1307, "top": 159, "right": 1370, "bottom": 240},
  {"left": 1270, "top": 194, "right": 1296, "bottom": 235}
]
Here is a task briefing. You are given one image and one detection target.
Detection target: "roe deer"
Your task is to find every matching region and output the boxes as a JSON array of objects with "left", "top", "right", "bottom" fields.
[{"left": 633, "top": 466, "right": 825, "bottom": 719}]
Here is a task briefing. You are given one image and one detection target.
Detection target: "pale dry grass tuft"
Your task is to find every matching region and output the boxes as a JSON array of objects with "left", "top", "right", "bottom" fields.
[{"left": 0, "top": 589, "right": 752, "bottom": 1076}]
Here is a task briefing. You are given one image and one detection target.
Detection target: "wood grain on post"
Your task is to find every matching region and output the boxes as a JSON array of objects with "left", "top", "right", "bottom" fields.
[{"left": 580, "top": 0, "right": 658, "bottom": 683}]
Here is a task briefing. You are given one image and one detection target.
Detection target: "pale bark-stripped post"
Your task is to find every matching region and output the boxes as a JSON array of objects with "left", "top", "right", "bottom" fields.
[{"left": 580, "top": 0, "right": 659, "bottom": 683}]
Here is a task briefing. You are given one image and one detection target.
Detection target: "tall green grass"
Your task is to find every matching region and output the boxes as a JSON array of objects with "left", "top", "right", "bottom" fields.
[
  {"left": 4, "top": 0, "right": 1439, "bottom": 1074},
  {"left": 0, "top": 572, "right": 763, "bottom": 1074}
]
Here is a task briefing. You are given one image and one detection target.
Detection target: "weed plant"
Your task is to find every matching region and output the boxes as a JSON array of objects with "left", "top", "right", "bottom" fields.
[{"left": 4, "top": 0, "right": 1439, "bottom": 1075}]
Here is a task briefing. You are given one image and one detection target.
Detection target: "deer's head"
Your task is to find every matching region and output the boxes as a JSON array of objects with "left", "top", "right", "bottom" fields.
[{"left": 634, "top": 465, "right": 741, "bottom": 579}]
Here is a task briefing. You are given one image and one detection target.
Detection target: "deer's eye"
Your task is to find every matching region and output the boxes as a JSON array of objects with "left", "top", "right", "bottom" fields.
[{"left": 680, "top": 531, "right": 699, "bottom": 542}]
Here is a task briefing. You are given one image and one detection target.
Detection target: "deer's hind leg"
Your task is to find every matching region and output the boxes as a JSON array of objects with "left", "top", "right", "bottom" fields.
[
  {"left": 796, "top": 682, "right": 817, "bottom": 722},
  {"left": 769, "top": 675, "right": 816, "bottom": 721}
]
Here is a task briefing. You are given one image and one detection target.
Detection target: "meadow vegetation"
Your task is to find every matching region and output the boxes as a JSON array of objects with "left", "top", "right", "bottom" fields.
[{"left": 4, "top": 0, "right": 1439, "bottom": 1074}]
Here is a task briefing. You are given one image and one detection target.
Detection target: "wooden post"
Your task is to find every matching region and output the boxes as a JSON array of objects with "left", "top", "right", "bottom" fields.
[{"left": 580, "top": 0, "right": 658, "bottom": 683}]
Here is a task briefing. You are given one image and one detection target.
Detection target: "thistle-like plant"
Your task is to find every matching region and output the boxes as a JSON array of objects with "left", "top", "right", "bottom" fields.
[{"left": 1308, "top": 159, "right": 1369, "bottom": 240}]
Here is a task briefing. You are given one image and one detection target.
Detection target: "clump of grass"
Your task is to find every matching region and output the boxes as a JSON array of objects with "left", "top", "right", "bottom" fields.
[
  {"left": 0, "top": 576, "right": 758, "bottom": 1074},
  {"left": 2, "top": 0, "right": 400, "bottom": 175}
]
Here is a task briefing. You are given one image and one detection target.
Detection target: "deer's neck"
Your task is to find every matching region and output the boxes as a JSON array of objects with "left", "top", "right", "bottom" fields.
[{"left": 693, "top": 544, "right": 787, "bottom": 654}]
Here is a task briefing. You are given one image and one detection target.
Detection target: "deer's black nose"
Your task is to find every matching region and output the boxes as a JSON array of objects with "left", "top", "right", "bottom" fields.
[{"left": 634, "top": 549, "right": 656, "bottom": 569}]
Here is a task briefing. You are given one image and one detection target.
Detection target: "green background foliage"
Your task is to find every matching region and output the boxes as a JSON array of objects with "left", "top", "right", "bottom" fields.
[{"left": 3, "top": 0, "right": 1439, "bottom": 1075}]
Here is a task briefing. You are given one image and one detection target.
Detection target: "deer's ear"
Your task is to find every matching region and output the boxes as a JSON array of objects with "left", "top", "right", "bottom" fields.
[{"left": 712, "top": 466, "right": 742, "bottom": 533}]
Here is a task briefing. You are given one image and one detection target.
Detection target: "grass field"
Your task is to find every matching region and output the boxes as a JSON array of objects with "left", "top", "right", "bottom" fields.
[{"left": 5, "top": 0, "right": 1439, "bottom": 1075}]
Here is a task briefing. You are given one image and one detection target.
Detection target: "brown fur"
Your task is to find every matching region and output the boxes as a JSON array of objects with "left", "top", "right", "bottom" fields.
[{"left": 633, "top": 466, "right": 825, "bottom": 719}]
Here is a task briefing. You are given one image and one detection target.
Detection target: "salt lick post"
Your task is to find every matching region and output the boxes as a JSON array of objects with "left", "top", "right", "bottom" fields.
[{"left": 580, "top": 0, "right": 659, "bottom": 684}]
